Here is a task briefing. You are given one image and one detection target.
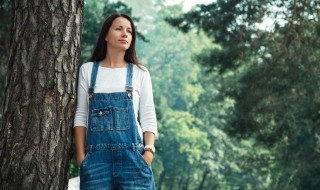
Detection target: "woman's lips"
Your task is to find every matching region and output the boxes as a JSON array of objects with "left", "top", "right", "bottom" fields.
[{"left": 119, "top": 40, "right": 127, "bottom": 43}]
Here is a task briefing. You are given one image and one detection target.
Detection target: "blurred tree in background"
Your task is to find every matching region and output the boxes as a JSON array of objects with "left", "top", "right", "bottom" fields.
[{"left": 167, "top": 0, "right": 320, "bottom": 189}]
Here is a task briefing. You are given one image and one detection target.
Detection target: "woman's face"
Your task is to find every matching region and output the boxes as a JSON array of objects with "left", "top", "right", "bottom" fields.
[{"left": 105, "top": 17, "right": 133, "bottom": 51}]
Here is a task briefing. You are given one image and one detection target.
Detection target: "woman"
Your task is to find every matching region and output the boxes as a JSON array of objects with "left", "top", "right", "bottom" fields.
[{"left": 74, "top": 13, "right": 158, "bottom": 189}]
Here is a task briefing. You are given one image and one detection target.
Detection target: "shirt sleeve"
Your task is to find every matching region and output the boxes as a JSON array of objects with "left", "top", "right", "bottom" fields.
[
  {"left": 139, "top": 69, "right": 158, "bottom": 139},
  {"left": 74, "top": 64, "right": 89, "bottom": 128}
]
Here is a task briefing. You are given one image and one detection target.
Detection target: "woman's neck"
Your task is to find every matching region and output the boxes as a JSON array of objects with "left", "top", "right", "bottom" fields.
[{"left": 100, "top": 49, "right": 127, "bottom": 68}]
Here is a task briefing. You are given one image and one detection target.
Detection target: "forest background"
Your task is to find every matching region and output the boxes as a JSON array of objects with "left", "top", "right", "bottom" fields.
[{"left": 0, "top": 0, "right": 319, "bottom": 189}]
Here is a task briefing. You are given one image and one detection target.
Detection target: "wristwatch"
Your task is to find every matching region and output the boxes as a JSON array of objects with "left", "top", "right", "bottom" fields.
[{"left": 144, "top": 144, "right": 155, "bottom": 154}]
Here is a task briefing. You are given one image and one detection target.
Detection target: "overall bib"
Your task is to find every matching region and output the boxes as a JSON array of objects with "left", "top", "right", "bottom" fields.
[{"left": 80, "top": 62, "right": 156, "bottom": 190}]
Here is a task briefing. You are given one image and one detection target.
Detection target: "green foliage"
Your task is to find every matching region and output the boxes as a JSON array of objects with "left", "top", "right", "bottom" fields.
[
  {"left": 69, "top": 155, "right": 80, "bottom": 178},
  {"left": 167, "top": 0, "right": 320, "bottom": 189},
  {"left": 166, "top": 0, "right": 267, "bottom": 72},
  {"left": 136, "top": 5, "right": 214, "bottom": 188}
]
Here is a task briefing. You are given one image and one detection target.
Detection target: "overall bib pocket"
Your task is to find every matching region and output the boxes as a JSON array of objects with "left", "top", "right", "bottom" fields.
[{"left": 91, "top": 106, "right": 130, "bottom": 131}]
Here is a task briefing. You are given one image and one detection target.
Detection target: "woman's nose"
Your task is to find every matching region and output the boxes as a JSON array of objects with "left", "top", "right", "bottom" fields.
[{"left": 121, "top": 31, "right": 128, "bottom": 37}]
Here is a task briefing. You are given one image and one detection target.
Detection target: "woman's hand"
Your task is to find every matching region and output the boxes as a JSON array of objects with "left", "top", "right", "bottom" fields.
[
  {"left": 74, "top": 126, "right": 87, "bottom": 166},
  {"left": 142, "top": 150, "right": 154, "bottom": 166},
  {"left": 142, "top": 132, "right": 156, "bottom": 166},
  {"left": 77, "top": 154, "right": 85, "bottom": 166}
]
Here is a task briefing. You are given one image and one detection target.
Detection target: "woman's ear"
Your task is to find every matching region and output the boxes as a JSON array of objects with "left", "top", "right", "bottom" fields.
[{"left": 105, "top": 35, "right": 108, "bottom": 42}]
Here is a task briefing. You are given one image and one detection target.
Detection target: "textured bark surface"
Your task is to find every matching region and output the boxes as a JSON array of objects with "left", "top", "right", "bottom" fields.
[{"left": 0, "top": 1, "right": 84, "bottom": 189}]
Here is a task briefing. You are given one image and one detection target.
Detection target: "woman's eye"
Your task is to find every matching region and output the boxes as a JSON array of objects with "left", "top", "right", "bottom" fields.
[{"left": 127, "top": 30, "right": 132, "bottom": 34}]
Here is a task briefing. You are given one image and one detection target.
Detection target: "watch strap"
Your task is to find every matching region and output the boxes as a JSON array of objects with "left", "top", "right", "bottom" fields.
[{"left": 144, "top": 144, "right": 155, "bottom": 154}]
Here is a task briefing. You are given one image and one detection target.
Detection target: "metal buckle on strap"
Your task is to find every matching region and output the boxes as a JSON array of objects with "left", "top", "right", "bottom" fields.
[
  {"left": 88, "top": 87, "right": 94, "bottom": 100},
  {"left": 126, "top": 86, "right": 133, "bottom": 98}
]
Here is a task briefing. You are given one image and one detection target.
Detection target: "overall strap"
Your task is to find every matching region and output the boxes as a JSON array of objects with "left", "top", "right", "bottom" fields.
[
  {"left": 125, "top": 63, "right": 133, "bottom": 98},
  {"left": 88, "top": 61, "right": 99, "bottom": 100}
]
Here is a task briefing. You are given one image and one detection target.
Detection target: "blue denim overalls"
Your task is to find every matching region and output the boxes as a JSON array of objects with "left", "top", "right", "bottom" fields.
[{"left": 80, "top": 62, "right": 155, "bottom": 190}]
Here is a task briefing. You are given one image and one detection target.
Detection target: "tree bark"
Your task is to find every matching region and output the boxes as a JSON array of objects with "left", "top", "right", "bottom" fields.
[
  {"left": 0, "top": 1, "right": 12, "bottom": 116},
  {"left": 0, "top": 1, "right": 84, "bottom": 189}
]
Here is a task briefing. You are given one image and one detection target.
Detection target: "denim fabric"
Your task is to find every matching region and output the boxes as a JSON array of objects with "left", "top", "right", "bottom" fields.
[{"left": 80, "top": 62, "right": 156, "bottom": 190}]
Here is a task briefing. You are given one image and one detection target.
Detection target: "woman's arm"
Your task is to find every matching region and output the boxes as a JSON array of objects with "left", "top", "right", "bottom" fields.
[
  {"left": 139, "top": 68, "right": 158, "bottom": 165},
  {"left": 74, "top": 126, "right": 87, "bottom": 166},
  {"left": 74, "top": 64, "right": 90, "bottom": 166},
  {"left": 142, "top": 131, "right": 156, "bottom": 165},
  {"left": 139, "top": 68, "right": 158, "bottom": 138}
]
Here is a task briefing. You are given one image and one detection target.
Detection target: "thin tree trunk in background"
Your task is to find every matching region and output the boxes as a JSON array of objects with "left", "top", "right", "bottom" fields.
[
  {"left": 178, "top": 176, "right": 183, "bottom": 190},
  {"left": 198, "top": 168, "right": 210, "bottom": 190},
  {"left": 158, "top": 170, "right": 166, "bottom": 190},
  {"left": 0, "top": 1, "right": 84, "bottom": 189},
  {"left": 169, "top": 176, "right": 175, "bottom": 190}
]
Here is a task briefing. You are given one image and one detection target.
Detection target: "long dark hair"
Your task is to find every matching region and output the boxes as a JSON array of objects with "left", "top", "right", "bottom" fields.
[{"left": 89, "top": 13, "right": 140, "bottom": 66}]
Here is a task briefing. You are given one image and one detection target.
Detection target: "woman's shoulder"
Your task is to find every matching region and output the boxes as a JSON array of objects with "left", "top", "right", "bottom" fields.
[
  {"left": 132, "top": 64, "right": 152, "bottom": 85},
  {"left": 80, "top": 62, "right": 94, "bottom": 70},
  {"left": 132, "top": 63, "right": 149, "bottom": 74},
  {"left": 79, "top": 62, "right": 95, "bottom": 76},
  {"left": 78, "top": 62, "right": 95, "bottom": 80}
]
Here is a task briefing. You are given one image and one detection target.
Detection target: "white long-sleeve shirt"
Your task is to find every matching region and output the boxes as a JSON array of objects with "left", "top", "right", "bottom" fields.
[{"left": 74, "top": 62, "right": 158, "bottom": 140}]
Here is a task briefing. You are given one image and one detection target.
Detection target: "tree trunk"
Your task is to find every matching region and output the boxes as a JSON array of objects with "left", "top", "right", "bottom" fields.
[
  {"left": 169, "top": 176, "right": 175, "bottom": 190},
  {"left": 0, "top": 1, "right": 84, "bottom": 189},
  {"left": 184, "top": 175, "right": 190, "bottom": 190},
  {"left": 158, "top": 170, "right": 166, "bottom": 190},
  {"left": 177, "top": 176, "right": 181, "bottom": 190},
  {"left": 0, "top": 1, "right": 12, "bottom": 116},
  {"left": 197, "top": 168, "right": 210, "bottom": 190}
]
